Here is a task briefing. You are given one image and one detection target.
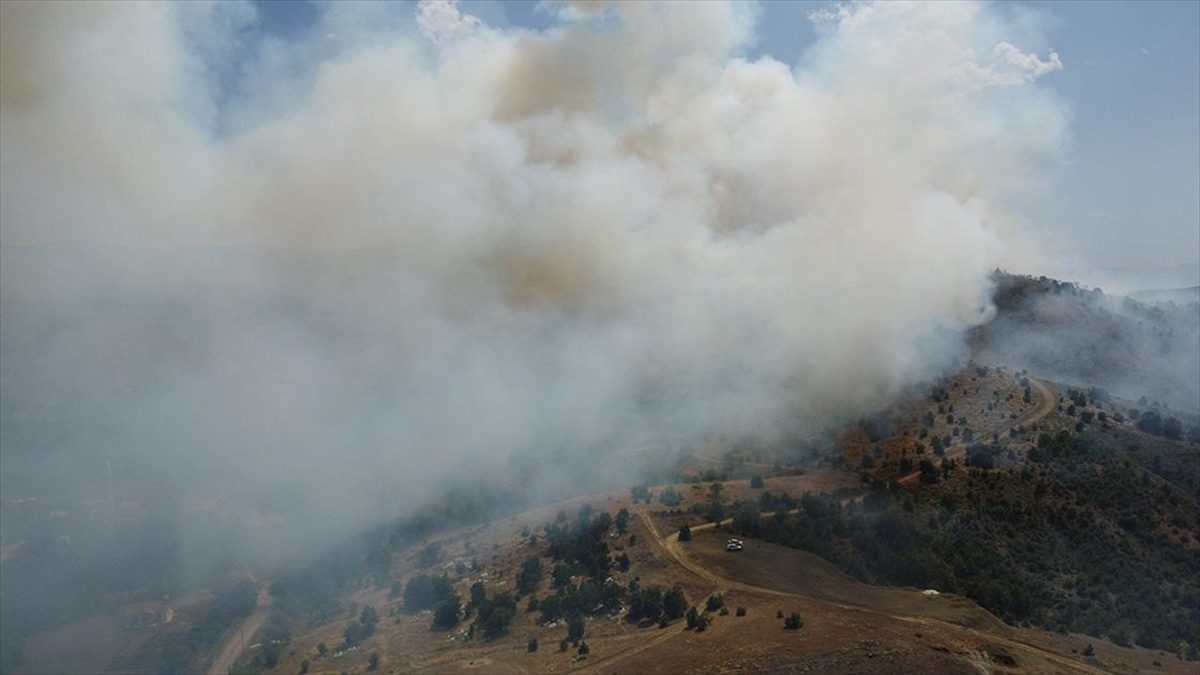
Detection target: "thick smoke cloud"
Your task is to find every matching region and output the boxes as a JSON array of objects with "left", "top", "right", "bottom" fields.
[{"left": 1, "top": 1, "right": 1067, "bottom": 568}]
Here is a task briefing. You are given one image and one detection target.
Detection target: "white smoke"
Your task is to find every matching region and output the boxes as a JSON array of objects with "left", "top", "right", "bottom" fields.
[{"left": 0, "top": 0, "right": 1067, "bottom": 564}]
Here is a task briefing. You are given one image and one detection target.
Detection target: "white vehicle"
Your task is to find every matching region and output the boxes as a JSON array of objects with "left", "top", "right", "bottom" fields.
[{"left": 725, "top": 538, "right": 744, "bottom": 552}]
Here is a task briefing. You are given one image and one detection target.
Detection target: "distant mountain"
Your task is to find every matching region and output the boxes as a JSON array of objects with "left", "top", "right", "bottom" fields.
[{"left": 1128, "top": 286, "right": 1200, "bottom": 305}]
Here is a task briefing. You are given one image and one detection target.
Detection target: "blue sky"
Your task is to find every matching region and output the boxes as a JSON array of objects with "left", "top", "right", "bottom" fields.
[{"left": 251, "top": 0, "right": 1198, "bottom": 280}]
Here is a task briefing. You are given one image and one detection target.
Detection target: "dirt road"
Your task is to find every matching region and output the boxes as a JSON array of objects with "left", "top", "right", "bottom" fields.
[
  {"left": 615, "top": 509, "right": 1107, "bottom": 675},
  {"left": 207, "top": 585, "right": 270, "bottom": 675}
]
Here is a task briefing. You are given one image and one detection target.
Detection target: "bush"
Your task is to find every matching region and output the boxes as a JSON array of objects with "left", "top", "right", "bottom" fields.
[
  {"left": 659, "top": 487, "right": 684, "bottom": 506},
  {"left": 784, "top": 612, "right": 804, "bottom": 630},
  {"left": 368, "top": 652, "right": 380, "bottom": 671},
  {"left": 663, "top": 585, "right": 686, "bottom": 619},
  {"left": 528, "top": 638, "right": 538, "bottom": 652},
  {"left": 736, "top": 607, "right": 746, "bottom": 617},
  {"left": 567, "top": 614, "right": 585, "bottom": 642},
  {"left": 432, "top": 597, "right": 461, "bottom": 630},
  {"left": 516, "top": 556, "right": 543, "bottom": 595},
  {"left": 750, "top": 475, "right": 765, "bottom": 489},
  {"left": 705, "top": 594, "right": 724, "bottom": 612},
  {"left": 679, "top": 525, "right": 692, "bottom": 542}
]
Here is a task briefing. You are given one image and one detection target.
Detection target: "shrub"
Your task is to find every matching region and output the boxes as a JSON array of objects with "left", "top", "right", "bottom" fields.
[
  {"left": 679, "top": 525, "right": 692, "bottom": 542},
  {"left": 528, "top": 638, "right": 538, "bottom": 652},
  {"left": 705, "top": 594, "right": 724, "bottom": 612},
  {"left": 784, "top": 612, "right": 804, "bottom": 630},
  {"left": 736, "top": 607, "right": 746, "bottom": 617},
  {"left": 567, "top": 614, "right": 585, "bottom": 642},
  {"left": 750, "top": 475, "right": 765, "bottom": 489}
]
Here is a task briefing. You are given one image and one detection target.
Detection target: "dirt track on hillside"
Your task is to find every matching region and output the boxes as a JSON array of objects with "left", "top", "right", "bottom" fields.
[
  {"left": 207, "top": 585, "right": 270, "bottom": 675},
  {"left": 581, "top": 509, "right": 1108, "bottom": 675},
  {"left": 899, "top": 377, "right": 1055, "bottom": 486}
]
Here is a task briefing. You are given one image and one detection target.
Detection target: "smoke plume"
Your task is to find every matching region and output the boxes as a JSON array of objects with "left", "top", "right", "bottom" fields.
[{"left": 1, "top": 1, "right": 1067, "bottom": 567}]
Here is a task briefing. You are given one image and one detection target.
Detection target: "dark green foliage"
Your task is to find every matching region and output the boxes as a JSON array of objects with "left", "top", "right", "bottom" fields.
[
  {"left": 368, "top": 652, "right": 380, "bottom": 671},
  {"left": 616, "top": 508, "right": 630, "bottom": 534},
  {"left": 469, "top": 581, "right": 486, "bottom": 608},
  {"left": 627, "top": 586, "right": 664, "bottom": 622},
  {"left": 577, "top": 641, "right": 589, "bottom": 655},
  {"left": 528, "top": 638, "right": 538, "bottom": 652},
  {"left": 736, "top": 606, "right": 747, "bottom": 617},
  {"left": 551, "top": 563, "right": 572, "bottom": 589},
  {"left": 432, "top": 596, "right": 461, "bottom": 631},
  {"left": 616, "top": 552, "right": 631, "bottom": 572},
  {"left": 475, "top": 590, "right": 517, "bottom": 639},
  {"left": 343, "top": 604, "right": 378, "bottom": 649},
  {"left": 784, "top": 612, "right": 804, "bottom": 630},
  {"left": 739, "top": 429, "right": 1199, "bottom": 653},
  {"left": 631, "top": 485, "right": 651, "bottom": 502},
  {"left": 404, "top": 573, "right": 456, "bottom": 614},
  {"left": 537, "top": 578, "right": 624, "bottom": 623},
  {"left": 659, "top": 487, "right": 683, "bottom": 506},
  {"left": 678, "top": 525, "right": 692, "bottom": 542},
  {"left": 516, "top": 556, "right": 543, "bottom": 595},
  {"left": 705, "top": 594, "right": 723, "bottom": 612},
  {"left": 545, "top": 507, "right": 612, "bottom": 580},
  {"left": 686, "top": 606, "right": 699, "bottom": 629},
  {"left": 567, "top": 614, "right": 585, "bottom": 641},
  {"left": 750, "top": 475, "right": 765, "bottom": 489},
  {"left": 663, "top": 585, "right": 686, "bottom": 619}
]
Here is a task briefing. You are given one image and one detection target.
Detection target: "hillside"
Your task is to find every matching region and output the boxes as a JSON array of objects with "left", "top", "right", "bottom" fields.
[
  {"left": 970, "top": 272, "right": 1200, "bottom": 412},
  {"left": 208, "top": 364, "right": 1198, "bottom": 675}
]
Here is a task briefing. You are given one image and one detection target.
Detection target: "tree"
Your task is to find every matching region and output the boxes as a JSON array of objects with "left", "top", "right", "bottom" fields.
[
  {"left": 300, "top": 660, "right": 310, "bottom": 674},
  {"left": 784, "top": 612, "right": 804, "bottom": 630},
  {"left": 615, "top": 508, "right": 630, "bottom": 534},
  {"left": 516, "top": 556, "right": 542, "bottom": 595},
  {"left": 705, "top": 594, "right": 724, "bottom": 612},
  {"left": 528, "top": 638, "right": 538, "bottom": 652},
  {"left": 316, "top": 642, "right": 328, "bottom": 656},
  {"left": 686, "top": 606, "right": 700, "bottom": 629},
  {"left": 567, "top": 614, "right": 586, "bottom": 642},
  {"left": 750, "top": 475, "right": 765, "bottom": 489},
  {"left": 659, "top": 487, "right": 683, "bottom": 506},
  {"left": 1083, "top": 643, "right": 1095, "bottom": 657},
  {"left": 432, "top": 596, "right": 461, "bottom": 630},
  {"left": 470, "top": 581, "right": 486, "bottom": 608},
  {"left": 736, "top": 607, "right": 747, "bottom": 617},
  {"left": 663, "top": 585, "right": 686, "bottom": 619},
  {"left": 616, "top": 552, "right": 631, "bottom": 572},
  {"left": 552, "top": 563, "right": 572, "bottom": 589},
  {"left": 368, "top": 652, "right": 380, "bottom": 671},
  {"left": 679, "top": 525, "right": 692, "bottom": 542},
  {"left": 1163, "top": 417, "right": 1183, "bottom": 440}
]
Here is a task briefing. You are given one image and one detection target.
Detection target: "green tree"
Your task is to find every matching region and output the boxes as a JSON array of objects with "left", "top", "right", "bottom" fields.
[
  {"left": 663, "top": 585, "right": 686, "bottom": 619},
  {"left": 615, "top": 508, "right": 630, "bottom": 534},
  {"left": 567, "top": 614, "right": 586, "bottom": 642}
]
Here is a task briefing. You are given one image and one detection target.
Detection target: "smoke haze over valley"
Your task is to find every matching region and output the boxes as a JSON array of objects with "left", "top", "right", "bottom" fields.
[{"left": 1, "top": 2, "right": 1197, "bottom": 674}]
